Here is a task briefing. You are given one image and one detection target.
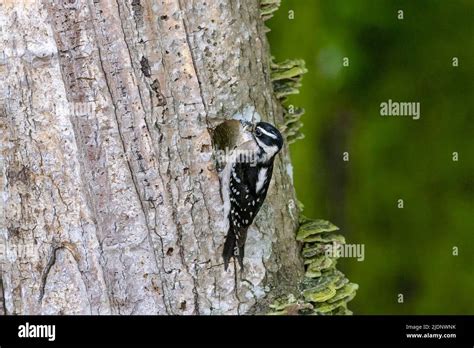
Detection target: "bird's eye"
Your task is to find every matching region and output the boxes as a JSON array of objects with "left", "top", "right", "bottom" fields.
[{"left": 255, "top": 129, "right": 262, "bottom": 137}]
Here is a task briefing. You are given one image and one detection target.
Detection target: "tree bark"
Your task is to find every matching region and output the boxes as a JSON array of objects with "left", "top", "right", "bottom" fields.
[{"left": 0, "top": 0, "right": 303, "bottom": 315}]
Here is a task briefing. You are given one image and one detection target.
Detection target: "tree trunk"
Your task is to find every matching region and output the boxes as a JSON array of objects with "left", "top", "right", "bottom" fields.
[{"left": 0, "top": 0, "right": 303, "bottom": 315}]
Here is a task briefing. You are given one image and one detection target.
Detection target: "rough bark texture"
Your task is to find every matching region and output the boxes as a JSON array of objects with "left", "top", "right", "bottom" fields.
[{"left": 0, "top": 0, "right": 303, "bottom": 315}]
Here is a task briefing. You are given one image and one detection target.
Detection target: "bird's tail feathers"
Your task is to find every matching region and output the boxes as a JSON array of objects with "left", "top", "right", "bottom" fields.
[
  {"left": 222, "top": 226, "right": 248, "bottom": 270},
  {"left": 222, "top": 230, "right": 236, "bottom": 271}
]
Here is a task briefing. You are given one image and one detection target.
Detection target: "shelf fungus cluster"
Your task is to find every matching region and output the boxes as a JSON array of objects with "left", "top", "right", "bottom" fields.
[
  {"left": 270, "top": 215, "right": 359, "bottom": 315},
  {"left": 259, "top": 0, "right": 307, "bottom": 144},
  {"left": 260, "top": 0, "right": 358, "bottom": 315},
  {"left": 259, "top": 0, "right": 281, "bottom": 24},
  {"left": 270, "top": 59, "right": 307, "bottom": 144}
]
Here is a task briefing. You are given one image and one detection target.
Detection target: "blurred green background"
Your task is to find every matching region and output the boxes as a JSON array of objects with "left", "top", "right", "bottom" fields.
[{"left": 268, "top": 0, "right": 474, "bottom": 314}]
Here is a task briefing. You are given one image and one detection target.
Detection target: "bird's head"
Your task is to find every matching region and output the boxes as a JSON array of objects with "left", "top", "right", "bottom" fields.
[{"left": 252, "top": 122, "right": 284, "bottom": 163}]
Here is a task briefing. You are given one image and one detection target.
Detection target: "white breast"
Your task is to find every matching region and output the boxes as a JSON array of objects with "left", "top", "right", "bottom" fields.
[{"left": 255, "top": 168, "right": 268, "bottom": 193}]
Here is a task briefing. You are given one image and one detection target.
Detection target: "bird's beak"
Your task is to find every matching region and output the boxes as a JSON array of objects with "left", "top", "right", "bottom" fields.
[{"left": 240, "top": 120, "right": 254, "bottom": 132}]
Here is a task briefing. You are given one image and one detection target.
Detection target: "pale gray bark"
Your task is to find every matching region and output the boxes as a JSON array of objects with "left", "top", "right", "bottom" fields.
[{"left": 0, "top": 0, "right": 303, "bottom": 315}]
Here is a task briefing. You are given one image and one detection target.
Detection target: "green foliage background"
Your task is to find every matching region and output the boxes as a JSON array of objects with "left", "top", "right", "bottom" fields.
[{"left": 268, "top": 0, "right": 474, "bottom": 314}]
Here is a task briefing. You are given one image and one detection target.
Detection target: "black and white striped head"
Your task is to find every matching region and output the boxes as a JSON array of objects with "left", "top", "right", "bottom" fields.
[{"left": 253, "top": 122, "right": 283, "bottom": 163}]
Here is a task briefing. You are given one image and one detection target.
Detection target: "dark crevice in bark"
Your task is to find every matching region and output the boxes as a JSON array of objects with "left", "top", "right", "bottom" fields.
[
  {"left": 0, "top": 275, "right": 6, "bottom": 315},
  {"left": 87, "top": 23, "right": 125, "bottom": 315},
  {"left": 177, "top": 0, "right": 209, "bottom": 126},
  {"left": 38, "top": 245, "right": 59, "bottom": 303},
  {"left": 45, "top": 1, "right": 114, "bottom": 314},
  {"left": 90, "top": 1, "right": 169, "bottom": 314},
  {"left": 39, "top": 244, "right": 81, "bottom": 304},
  {"left": 113, "top": 1, "right": 173, "bottom": 314}
]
